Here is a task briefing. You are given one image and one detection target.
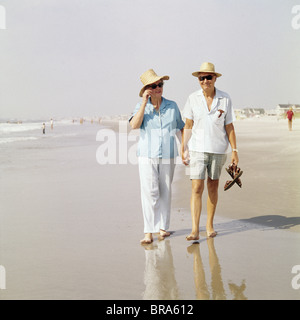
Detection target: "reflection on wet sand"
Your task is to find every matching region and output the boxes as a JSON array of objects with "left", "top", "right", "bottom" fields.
[
  {"left": 142, "top": 238, "right": 247, "bottom": 300},
  {"left": 142, "top": 240, "right": 180, "bottom": 300},
  {"left": 187, "top": 239, "right": 247, "bottom": 300},
  {"left": 228, "top": 280, "right": 247, "bottom": 300}
]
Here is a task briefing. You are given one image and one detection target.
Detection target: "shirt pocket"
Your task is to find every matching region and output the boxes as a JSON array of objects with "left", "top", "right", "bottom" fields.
[
  {"left": 213, "top": 109, "right": 226, "bottom": 128},
  {"left": 214, "top": 99, "right": 227, "bottom": 126}
]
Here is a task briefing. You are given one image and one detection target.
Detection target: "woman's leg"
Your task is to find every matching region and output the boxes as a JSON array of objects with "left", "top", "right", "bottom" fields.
[
  {"left": 138, "top": 158, "right": 160, "bottom": 241},
  {"left": 158, "top": 159, "right": 175, "bottom": 236}
]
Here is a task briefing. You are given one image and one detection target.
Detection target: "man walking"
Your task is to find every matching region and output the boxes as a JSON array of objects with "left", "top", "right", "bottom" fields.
[{"left": 181, "top": 62, "right": 239, "bottom": 240}]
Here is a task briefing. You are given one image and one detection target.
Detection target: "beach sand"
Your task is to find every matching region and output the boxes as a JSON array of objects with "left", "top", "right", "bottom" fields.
[{"left": 0, "top": 117, "right": 299, "bottom": 300}]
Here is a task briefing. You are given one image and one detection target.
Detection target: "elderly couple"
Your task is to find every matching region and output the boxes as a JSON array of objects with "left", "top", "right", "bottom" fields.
[{"left": 129, "top": 62, "right": 239, "bottom": 245}]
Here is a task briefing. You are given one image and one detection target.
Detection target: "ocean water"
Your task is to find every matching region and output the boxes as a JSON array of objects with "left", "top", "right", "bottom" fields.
[
  {"left": 0, "top": 119, "right": 108, "bottom": 176},
  {"left": 0, "top": 119, "right": 80, "bottom": 145}
]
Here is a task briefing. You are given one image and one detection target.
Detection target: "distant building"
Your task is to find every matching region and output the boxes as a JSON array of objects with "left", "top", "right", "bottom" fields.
[
  {"left": 242, "top": 108, "right": 265, "bottom": 118},
  {"left": 265, "top": 109, "right": 277, "bottom": 116},
  {"left": 234, "top": 109, "right": 246, "bottom": 120}
]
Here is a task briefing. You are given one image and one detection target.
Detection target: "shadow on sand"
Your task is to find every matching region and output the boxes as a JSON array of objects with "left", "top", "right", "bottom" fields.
[
  {"left": 172, "top": 214, "right": 300, "bottom": 239},
  {"left": 215, "top": 214, "right": 300, "bottom": 237}
]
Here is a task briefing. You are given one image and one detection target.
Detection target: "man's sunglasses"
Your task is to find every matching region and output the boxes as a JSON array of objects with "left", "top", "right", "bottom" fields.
[
  {"left": 148, "top": 82, "right": 164, "bottom": 89},
  {"left": 199, "top": 75, "right": 214, "bottom": 81}
]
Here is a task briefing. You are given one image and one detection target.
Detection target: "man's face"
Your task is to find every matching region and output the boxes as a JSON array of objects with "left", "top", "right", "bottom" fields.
[{"left": 198, "top": 73, "right": 217, "bottom": 91}]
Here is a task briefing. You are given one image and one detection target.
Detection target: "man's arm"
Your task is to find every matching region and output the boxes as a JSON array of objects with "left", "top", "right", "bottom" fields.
[
  {"left": 225, "top": 123, "right": 239, "bottom": 166},
  {"left": 181, "top": 118, "right": 193, "bottom": 166}
]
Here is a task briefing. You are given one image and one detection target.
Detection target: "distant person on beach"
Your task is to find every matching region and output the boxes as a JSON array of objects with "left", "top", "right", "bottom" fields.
[
  {"left": 129, "top": 69, "right": 185, "bottom": 245},
  {"left": 42, "top": 123, "right": 46, "bottom": 134},
  {"left": 286, "top": 107, "right": 295, "bottom": 131},
  {"left": 50, "top": 118, "right": 53, "bottom": 130},
  {"left": 181, "top": 62, "right": 239, "bottom": 240}
]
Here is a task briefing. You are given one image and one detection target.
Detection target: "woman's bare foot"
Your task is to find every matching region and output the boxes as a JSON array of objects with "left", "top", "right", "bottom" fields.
[
  {"left": 140, "top": 233, "right": 153, "bottom": 245},
  {"left": 160, "top": 229, "right": 171, "bottom": 237},
  {"left": 158, "top": 229, "right": 171, "bottom": 241}
]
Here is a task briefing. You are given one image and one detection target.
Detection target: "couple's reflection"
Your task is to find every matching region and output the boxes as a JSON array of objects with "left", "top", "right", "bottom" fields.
[
  {"left": 142, "top": 238, "right": 247, "bottom": 300},
  {"left": 142, "top": 240, "right": 180, "bottom": 300},
  {"left": 188, "top": 239, "right": 247, "bottom": 300},
  {"left": 188, "top": 239, "right": 226, "bottom": 300}
]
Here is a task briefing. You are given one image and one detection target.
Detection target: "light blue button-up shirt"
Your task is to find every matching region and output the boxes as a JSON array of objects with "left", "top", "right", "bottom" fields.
[{"left": 130, "top": 97, "right": 185, "bottom": 159}]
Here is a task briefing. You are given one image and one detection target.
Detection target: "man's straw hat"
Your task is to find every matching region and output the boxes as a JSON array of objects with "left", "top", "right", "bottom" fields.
[
  {"left": 192, "top": 62, "right": 222, "bottom": 78},
  {"left": 139, "top": 69, "right": 169, "bottom": 97}
]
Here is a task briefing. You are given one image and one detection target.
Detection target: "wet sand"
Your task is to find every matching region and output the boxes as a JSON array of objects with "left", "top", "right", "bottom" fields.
[{"left": 0, "top": 118, "right": 299, "bottom": 300}]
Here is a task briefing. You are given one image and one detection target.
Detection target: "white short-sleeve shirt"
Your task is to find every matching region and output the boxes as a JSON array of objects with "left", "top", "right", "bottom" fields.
[{"left": 183, "top": 88, "right": 235, "bottom": 154}]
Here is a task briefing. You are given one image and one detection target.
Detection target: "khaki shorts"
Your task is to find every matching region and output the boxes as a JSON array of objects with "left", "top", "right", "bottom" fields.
[{"left": 189, "top": 151, "right": 227, "bottom": 180}]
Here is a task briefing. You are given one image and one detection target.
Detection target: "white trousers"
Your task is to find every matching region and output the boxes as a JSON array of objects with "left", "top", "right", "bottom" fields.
[{"left": 138, "top": 158, "right": 176, "bottom": 233}]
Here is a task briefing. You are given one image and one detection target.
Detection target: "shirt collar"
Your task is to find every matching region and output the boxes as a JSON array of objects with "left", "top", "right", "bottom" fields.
[
  {"left": 197, "top": 88, "right": 224, "bottom": 113},
  {"left": 197, "top": 88, "right": 224, "bottom": 99},
  {"left": 148, "top": 96, "right": 166, "bottom": 112}
]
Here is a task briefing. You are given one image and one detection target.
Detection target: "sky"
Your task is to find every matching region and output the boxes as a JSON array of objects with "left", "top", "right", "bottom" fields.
[{"left": 0, "top": 0, "right": 300, "bottom": 119}]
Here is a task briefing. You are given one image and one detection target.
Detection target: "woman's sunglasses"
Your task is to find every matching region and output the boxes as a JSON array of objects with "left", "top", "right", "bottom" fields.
[
  {"left": 199, "top": 75, "right": 214, "bottom": 81},
  {"left": 148, "top": 82, "right": 164, "bottom": 89}
]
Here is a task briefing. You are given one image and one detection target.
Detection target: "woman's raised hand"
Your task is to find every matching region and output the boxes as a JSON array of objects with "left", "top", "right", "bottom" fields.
[{"left": 142, "top": 89, "right": 152, "bottom": 102}]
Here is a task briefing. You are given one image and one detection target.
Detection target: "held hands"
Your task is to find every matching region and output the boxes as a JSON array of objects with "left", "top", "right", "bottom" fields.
[{"left": 181, "top": 148, "right": 190, "bottom": 166}]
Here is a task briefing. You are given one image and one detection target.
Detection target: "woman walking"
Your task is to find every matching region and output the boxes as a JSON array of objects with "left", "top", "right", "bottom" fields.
[{"left": 129, "top": 69, "right": 185, "bottom": 244}]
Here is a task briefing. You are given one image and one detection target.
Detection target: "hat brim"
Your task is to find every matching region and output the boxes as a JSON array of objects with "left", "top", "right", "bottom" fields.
[
  {"left": 139, "top": 75, "right": 169, "bottom": 97},
  {"left": 192, "top": 71, "right": 222, "bottom": 78}
]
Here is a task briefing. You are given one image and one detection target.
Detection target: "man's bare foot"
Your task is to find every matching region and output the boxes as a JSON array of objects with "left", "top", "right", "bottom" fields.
[
  {"left": 186, "top": 232, "right": 199, "bottom": 241},
  {"left": 206, "top": 230, "right": 217, "bottom": 238}
]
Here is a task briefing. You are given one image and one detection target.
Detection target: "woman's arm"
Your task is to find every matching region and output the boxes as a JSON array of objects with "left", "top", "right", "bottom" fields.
[{"left": 129, "top": 89, "right": 152, "bottom": 129}]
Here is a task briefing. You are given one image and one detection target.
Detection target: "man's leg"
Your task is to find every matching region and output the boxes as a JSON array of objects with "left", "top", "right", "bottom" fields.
[
  {"left": 187, "top": 179, "right": 204, "bottom": 240},
  {"left": 206, "top": 177, "right": 219, "bottom": 237}
]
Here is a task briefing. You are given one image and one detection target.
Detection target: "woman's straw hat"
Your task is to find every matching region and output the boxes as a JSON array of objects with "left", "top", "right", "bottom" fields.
[
  {"left": 139, "top": 69, "right": 169, "bottom": 97},
  {"left": 192, "top": 62, "right": 222, "bottom": 78}
]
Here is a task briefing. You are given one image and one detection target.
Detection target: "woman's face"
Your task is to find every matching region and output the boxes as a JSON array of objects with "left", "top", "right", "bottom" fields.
[{"left": 148, "top": 80, "right": 164, "bottom": 98}]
